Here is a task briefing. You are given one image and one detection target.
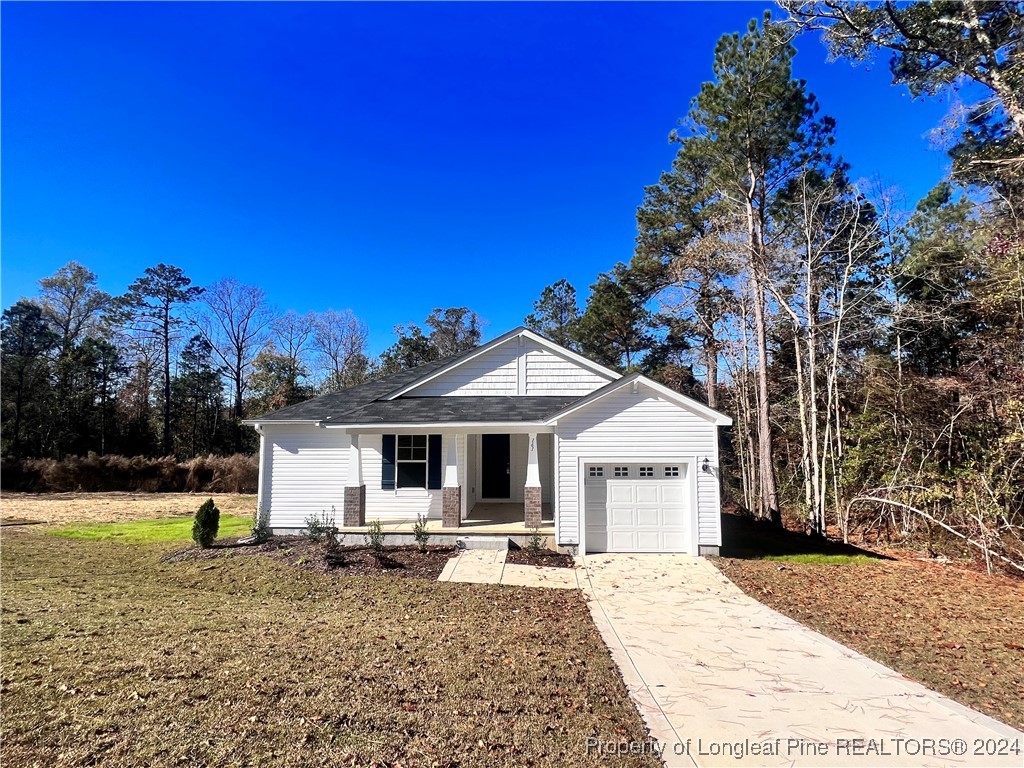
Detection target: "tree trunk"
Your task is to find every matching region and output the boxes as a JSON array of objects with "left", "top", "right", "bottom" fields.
[
  {"left": 705, "top": 342, "right": 719, "bottom": 409},
  {"left": 163, "top": 307, "right": 172, "bottom": 455},
  {"left": 234, "top": 348, "right": 244, "bottom": 453},
  {"left": 751, "top": 266, "right": 781, "bottom": 525}
]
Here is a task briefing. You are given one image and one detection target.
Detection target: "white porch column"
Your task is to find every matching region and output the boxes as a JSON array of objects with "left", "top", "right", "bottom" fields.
[
  {"left": 524, "top": 433, "right": 542, "bottom": 528},
  {"left": 255, "top": 425, "right": 268, "bottom": 528},
  {"left": 343, "top": 434, "right": 365, "bottom": 526},
  {"left": 348, "top": 434, "right": 363, "bottom": 486},
  {"left": 442, "top": 434, "right": 461, "bottom": 528}
]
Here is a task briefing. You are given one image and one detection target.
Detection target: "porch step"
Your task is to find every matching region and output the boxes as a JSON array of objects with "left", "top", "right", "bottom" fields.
[{"left": 455, "top": 535, "right": 510, "bottom": 551}]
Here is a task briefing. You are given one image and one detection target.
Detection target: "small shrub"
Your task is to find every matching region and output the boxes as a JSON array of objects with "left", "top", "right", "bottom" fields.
[
  {"left": 366, "top": 519, "right": 385, "bottom": 553},
  {"left": 192, "top": 498, "right": 221, "bottom": 548},
  {"left": 304, "top": 508, "right": 337, "bottom": 543},
  {"left": 526, "top": 527, "right": 544, "bottom": 557},
  {"left": 250, "top": 504, "right": 271, "bottom": 543},
  {"left": 412, "top": 514, "right": 431, "bottom": 553}
]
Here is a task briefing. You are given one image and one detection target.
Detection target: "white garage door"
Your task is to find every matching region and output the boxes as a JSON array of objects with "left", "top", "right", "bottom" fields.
[{"left": 584, "top": 463, "right": 691, "bottom": 553}]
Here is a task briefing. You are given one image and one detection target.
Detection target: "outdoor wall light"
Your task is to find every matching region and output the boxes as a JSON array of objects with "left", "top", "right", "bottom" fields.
[{"left": 701, "top": 457, "right": 711, "bottom": 473}]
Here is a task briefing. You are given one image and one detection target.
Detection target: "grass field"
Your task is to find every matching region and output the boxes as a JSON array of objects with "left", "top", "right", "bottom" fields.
[
  {"left": 1, "top": 522, "right": 658, "bottom": 767},
  {"left": 0, "top": 492, "right": 257, "bottom": 525},
  {"left": 48, "top": 514, "right": 253, "bottom": 543}
]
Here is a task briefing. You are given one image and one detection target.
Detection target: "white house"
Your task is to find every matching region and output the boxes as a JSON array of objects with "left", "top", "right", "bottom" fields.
[{"left": 244, "top": 327, "right": 731, "bottom": 555}]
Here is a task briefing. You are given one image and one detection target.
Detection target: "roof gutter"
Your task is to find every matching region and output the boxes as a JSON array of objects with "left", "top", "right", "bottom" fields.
[
  {"left": 323, "top": 422, "right": 556, "bottom": 434},
  {"left": 240, "top": 419, "right": 323, "bottom": 427}
]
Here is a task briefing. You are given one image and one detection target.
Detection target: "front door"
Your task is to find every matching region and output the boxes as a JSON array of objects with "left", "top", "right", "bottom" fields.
[{"left": 481, "top": 434, "right": 511, "bottom": 498}]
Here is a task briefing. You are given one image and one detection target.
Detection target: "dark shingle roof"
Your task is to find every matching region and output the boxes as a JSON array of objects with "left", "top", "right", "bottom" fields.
[
  {"left": 327, "top": 396, "right": 577, "bottom": 425},
  {"left": 251, "top": 358, "right": 454, "bottom": 422},
  {"left": 251, "top": 351, "right": 583, "bottom": 425}
]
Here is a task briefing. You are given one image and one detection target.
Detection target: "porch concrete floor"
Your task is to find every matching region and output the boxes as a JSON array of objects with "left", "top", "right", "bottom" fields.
[{"left": 336, "top": 502, "right": 554, "bottom": 536}]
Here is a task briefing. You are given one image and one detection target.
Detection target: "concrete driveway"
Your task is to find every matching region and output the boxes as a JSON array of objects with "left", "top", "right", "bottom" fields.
[{"left": 579, "top": 553, "right": 1023, "bottom": 768}]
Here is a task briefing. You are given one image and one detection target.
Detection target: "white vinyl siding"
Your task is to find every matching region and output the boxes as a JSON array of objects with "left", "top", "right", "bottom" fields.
[
  {"left": 407, "top": 341, "right": 520, "bottom": 396},
  {"left": 361, "top": 434, "right": 467, "bottom": 520},
  {"left": 553, "top": 383, "right": 722, "bottom": 549},
  {"left": 265, "top": 425, "right": 349, "bottom": 530},
  {"left": 523, "top": 339, "right": 610, "bottom": 395},
  {"left": 403, "top": 337, "right": 614, "bottom": 397}
]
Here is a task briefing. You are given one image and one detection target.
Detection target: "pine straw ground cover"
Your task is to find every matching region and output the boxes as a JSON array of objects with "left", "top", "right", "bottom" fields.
[
  {"left": 1, "top": 529, "right": 659, "bottom": 768},
  {"left": 713, "top": 515, "right": 1024, "bottom": 731},
  {"left": 163, "top": 538, "right": 459, "bottom": 581}
]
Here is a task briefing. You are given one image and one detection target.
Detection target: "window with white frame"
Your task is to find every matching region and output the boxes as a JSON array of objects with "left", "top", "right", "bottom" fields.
[
  {"left": 664, "top": 466, "right": 680, "bottom": 477},
  {"left": 639, "top": 466, "right": 654, "bottom": 477},
  {"left": 588, "top": 466, "right": 605, "bottom": 477},
  {"left": 613, "top": 466, "right": 629, "bottom": 477},
  {"left": 396, "top": 435, "right": 428, "bottom": 488}
]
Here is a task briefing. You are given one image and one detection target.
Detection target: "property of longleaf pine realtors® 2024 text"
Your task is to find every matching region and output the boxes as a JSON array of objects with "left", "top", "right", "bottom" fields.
[{"left": 585, "top": 736, "right": 1022, "bottom": 760}]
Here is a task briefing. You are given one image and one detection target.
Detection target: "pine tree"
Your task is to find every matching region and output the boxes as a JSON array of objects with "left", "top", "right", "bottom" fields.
[{"left": 113, "top": 265, "right": 204, "bottom": 455}]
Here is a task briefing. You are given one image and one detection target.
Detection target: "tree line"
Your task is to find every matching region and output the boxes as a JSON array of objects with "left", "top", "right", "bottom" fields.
[
  {"left": 1, "top": 259, "right": 486, "bottom": 461},
  {"left": 521, "top": 5, "right": 1023, "bottom": 570}
]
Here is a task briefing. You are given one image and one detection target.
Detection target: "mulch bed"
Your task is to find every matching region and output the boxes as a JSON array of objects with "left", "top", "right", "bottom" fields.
[
  {"left": 162, "top": 536, "right": 458, "bottom": 580},
  {"left": 505, "top": 547, "right": 576, "bottom": 568}
]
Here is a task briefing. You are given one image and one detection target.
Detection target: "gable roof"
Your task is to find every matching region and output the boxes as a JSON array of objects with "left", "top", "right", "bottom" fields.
[
  {"left": 381, "top": 326, "right": 621, "bottom": 400},
  {"left": 544, "top": 372, "right": 733, "bottom": 426},
  {"left": 245, "top": 329, "right": 731, "bottom": 429}
]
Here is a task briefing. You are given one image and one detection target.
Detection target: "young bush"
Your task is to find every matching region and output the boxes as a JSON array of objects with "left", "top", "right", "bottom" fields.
[
  {"left": 250, "top": 504, "right": 271, "bottom": 543},
  {"left": 192, "top": 498, "right": 221, "bottom": 548},
  {"left": 412, "top": 514, "right": 430, "bottom": 553},
  {"left": 365, "top": 519, "right": 385, "bottom": 553},
  {"left": 304, "top": 508, "right": 337, "bottom": 542},
  {"left": 526, "top": 527, "right": 544, "bottom": 557}
]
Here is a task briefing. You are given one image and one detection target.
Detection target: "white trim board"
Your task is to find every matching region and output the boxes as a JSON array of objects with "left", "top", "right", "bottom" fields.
[{"left": 546, "top": 373, "right": 732, "bottom": 426}]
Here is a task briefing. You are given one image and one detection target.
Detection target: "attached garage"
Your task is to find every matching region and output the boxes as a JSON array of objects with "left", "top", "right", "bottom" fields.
[{"left": 584, "top": 463, "right": 694, "bottom": 553}]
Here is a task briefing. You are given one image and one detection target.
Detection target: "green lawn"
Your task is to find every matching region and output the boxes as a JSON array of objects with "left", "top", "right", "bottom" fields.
[
  {"left": 48, "top": 514, "right": 253, "bottom": 543},
  {"left": 1, "top": 528, "right": 659, "bottom": 767},
  {"left": 760, "top": 553, "right": 875, "bottom": 565}
]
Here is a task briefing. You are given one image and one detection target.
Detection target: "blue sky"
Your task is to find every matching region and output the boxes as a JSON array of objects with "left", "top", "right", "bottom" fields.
[{"left": 2, "top": 2, "right": 953, "bottom": 354}]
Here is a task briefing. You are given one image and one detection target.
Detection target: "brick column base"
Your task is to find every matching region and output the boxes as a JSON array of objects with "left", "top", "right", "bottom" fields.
[
  {"left": 343, "top": 485, "right": 365, "bottom": 527},
  {"left": 442, "top": 486, "right": 461, "bottom": 528},
  {"left": 524, "top": 486, "right": 542, "bottom": 529}
]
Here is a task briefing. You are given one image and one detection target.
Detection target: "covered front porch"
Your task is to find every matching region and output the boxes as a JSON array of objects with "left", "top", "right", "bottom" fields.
[
  {"left": 339, "top": 426, "right": 555, "bottom": 531},
  {"left": 336, "top": 502, "right": 554, "bottom": 536}
]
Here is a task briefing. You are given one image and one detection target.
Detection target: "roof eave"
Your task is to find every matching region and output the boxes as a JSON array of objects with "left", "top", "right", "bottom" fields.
[{"left": 544, "top": 373, "right": 733, "bottom": 426}]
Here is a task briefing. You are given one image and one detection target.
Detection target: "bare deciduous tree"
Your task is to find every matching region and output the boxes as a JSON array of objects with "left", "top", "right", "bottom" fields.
[
  {"left": 195, "top": 278, "right": 274, "bottom": 449},
  {"left": 312, "top": 309, "right": 370, "bottom": 392}
]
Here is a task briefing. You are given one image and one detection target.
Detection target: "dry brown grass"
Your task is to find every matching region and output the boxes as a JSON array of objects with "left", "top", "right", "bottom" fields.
[
  {"left": 0, "top": 492, "right": 257, "bottom": 525},
  {"left": 1, "top": 528, "right": 659, "bottom": 767}
]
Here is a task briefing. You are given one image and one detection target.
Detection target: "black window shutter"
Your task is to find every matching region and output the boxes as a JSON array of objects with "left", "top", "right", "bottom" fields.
[
  {"left": 381, "top": 435, "right": 396, "bottom": 490},
  {"left": 427, "top": 434, "right": 442, "bottom": 490}
]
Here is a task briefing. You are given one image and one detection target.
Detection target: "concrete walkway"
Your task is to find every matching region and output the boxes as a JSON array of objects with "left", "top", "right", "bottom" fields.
[
  {"left": 580, "top": 553, "right": 1024, "bottom": 767},
  {"left": 437, "top": 548, "right": 580, "bottom": 589}
]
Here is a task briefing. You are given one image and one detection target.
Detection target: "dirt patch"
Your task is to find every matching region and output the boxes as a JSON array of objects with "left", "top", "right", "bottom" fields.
[
  {"left": 506, "top": 548, "right": 576, "bottom": 569},
  {"left": 164, "top": 536, "right": 458, "bottom": 580},
  {"left": 715, "top": 555, "right": 1024, "bottom": 730},
  {"left": 0, "top": 491, "right": 256, "bottom": 525},
  {"left": 1, "top": 528, "right": 660, "bottom": 767}
]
